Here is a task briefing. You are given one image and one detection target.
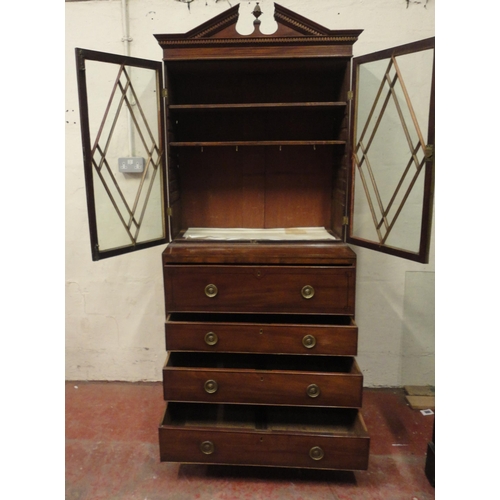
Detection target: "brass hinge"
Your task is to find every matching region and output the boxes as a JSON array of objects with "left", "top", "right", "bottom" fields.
[
  {"left": 347, "top": 90, "right": 353, "bottom": 101},
  {"left": 166, "top": 207, "right": 173, "bottom": 217},
  {"left": 343, "top": 216, "right": 349, "bottom": 225},
  {"left": 425, "top": 144, "right": 434, "bottom": 161},
  {"left": 162, "top": 88, "right": 168, "bottom": 98}
]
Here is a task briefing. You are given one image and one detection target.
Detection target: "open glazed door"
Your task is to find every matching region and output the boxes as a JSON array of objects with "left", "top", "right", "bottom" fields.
[
  {"left": 348, "top": 38, "right": 435, "bottom": 263},
  {"left": 75, "top": 49, "right": 168, "bottom": 261}
]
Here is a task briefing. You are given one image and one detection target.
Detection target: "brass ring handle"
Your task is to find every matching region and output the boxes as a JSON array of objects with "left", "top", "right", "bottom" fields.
[
  {"left": 205, "top": 284, "right": 218, "bottom": 298},
  {"left": 302, "top": 334, "right": 316, "bottom": 349},
  {"left": 200, "top": 441, "right": 215, "bottom": 455},
  {"left": 204, "top": 332, "right": 218, "bottom": 346},
  {"left": 309, "top": 446, "right": 324, "bottom": 461},
  {"left": 301, "top": 285, "right": 315, "bottom": 299},
  {"left": 306, "top": 383, "right": 320, "bottom": 398},
  {"left": 204, "top": 379, "right": 218, "bottom": 394}
]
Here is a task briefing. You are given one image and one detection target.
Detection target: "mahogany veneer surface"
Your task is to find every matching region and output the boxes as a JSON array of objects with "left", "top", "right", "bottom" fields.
[
  {"left": 165, "top": 312, "right": 358, "bottom": 356},
  {"left": 163, "top": 353, "right": 363, "bottom": 408},
  {"left": 159, "top": 403, "right": 369, "bottom": 470}
]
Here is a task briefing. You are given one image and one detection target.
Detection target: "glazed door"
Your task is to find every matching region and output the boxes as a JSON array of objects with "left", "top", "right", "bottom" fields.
[
  {"left": 348, "top": 38, "right": 435, "bottom": 263},
  {"left": 75, "top": 49, "right": 168, "bottom": 261}
]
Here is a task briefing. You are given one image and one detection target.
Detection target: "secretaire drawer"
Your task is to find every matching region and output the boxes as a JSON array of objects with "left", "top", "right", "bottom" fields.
[
  {"left": 159, "top": 403, "right": 369, "bottom": 471},
  {"left": 164, "top": 265, "right": 355, "bottom": 314},
  {"left": 165, "top": 313, "right": 358, "bottom": 356},
  {"left": 163, "top": 353, "right": 363, "bottom": 408}
]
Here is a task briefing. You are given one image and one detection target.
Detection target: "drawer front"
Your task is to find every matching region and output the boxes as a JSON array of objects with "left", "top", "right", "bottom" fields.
[
  {"left": 164, "top": 265, "right": 355, "bottom": 314},
  {"left": 159, "top": 403, "right": 369, "bottom": 471},
  {"left": 165, "top": 313, "right": 358, "bottom": 356},
  {"left": 159, "top": 427, "right": 369, "bottom": 470},
  {"left": 163, "top": 354, "right": 363, "bottom": 408}
]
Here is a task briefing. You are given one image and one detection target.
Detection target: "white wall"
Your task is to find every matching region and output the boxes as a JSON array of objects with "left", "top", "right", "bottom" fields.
[{"left": 65, "top": 0, "right": 435, "bottom": 385}]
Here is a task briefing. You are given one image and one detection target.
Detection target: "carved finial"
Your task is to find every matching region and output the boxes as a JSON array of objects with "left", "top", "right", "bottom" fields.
[{"left": 252, "top": 2, "right": 262, "bottom": 27}]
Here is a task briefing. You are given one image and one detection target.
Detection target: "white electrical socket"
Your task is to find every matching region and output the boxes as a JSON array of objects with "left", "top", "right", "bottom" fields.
[{"left": 118, "top": 157, "right": 145, "bottom": 173}]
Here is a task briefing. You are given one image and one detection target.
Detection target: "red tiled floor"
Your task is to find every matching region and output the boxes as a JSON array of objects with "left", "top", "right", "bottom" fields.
[{"left": 66, "top": 383, "right": 435, "bottom": 499}]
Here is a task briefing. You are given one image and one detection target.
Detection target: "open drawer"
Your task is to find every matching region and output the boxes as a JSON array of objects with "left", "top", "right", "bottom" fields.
[
  {"left": 166, "top": 312, "right": 358, "bottom": 356},
  {"left": 159, "top": 402, "right": 370, "bottom": 471},
  {"left": 163, "top": 352, "right": 363, "bottom": 408}
]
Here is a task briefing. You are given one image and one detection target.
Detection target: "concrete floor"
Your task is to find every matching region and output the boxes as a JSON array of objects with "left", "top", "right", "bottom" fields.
[{"left": 66, "top": 382, "right": 435, "bottom": 499}]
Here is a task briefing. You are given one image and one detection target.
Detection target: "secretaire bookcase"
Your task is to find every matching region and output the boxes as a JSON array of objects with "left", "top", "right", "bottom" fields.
[{"left": 75, "top": 2, "right": 434, "bottom": 471}]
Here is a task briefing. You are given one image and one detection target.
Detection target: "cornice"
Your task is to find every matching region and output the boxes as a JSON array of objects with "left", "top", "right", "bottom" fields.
[
  {"left": 273, "top": 10, "right": 323, "bottom": 36},
  {"left": 156, "top": 35, "right": 359, "bottom": 47},
  {"left": 192, "top": 12, "right": 240, "bottom": 39}
]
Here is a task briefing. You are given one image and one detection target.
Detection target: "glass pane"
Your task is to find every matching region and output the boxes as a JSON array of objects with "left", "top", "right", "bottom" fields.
[
  {"left": 352, "top": 47, "right": 434, "bottom": 254},
  {"left": 84, "top": 58, "right": 165, "bottom": 253}
]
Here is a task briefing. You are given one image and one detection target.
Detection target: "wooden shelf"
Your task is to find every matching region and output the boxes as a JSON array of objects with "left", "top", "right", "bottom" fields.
[
  {"left": 169, "top": 140, "right": 346, "bottom": 147},
  {"left": 169, "top": 102, "right": 348, "bottom": 111}
]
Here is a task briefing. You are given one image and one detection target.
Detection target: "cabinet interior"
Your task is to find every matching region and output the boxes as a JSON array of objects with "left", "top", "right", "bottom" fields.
[
  {"left": 167, "top": 312, "right": 354, "bottom": 326},
  {"left": 166, "top": 58, "right": 351, "bottom": 241},
  {"left": 163, "top": 402, "right": 364, "bottom": 435},
  {"left": 166, "top": 352, "right": 356, "bottom": 372}
]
